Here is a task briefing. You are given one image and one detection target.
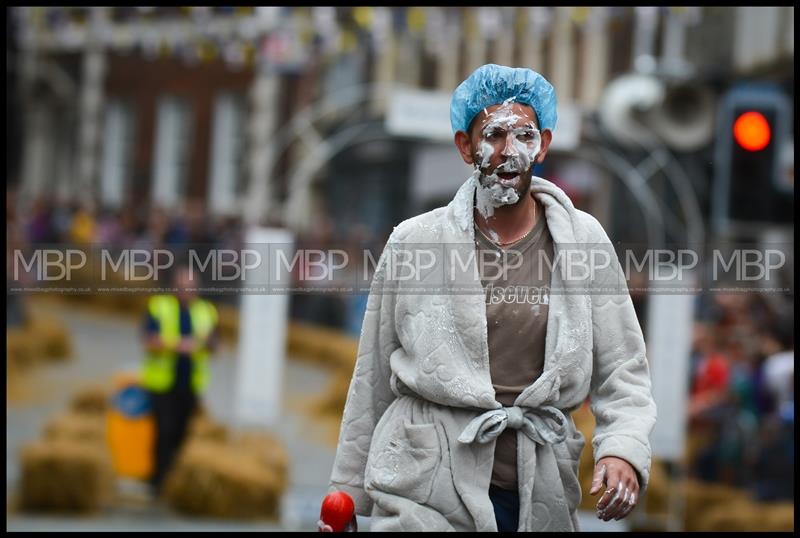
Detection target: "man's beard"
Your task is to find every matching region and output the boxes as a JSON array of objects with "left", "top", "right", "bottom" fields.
[{"left": 472, "top": 148, "right": 534, "bottom": 219}]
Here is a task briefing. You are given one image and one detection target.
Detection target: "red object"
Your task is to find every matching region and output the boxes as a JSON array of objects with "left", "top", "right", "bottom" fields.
[
  {"left": 733, "top": 111, "right": 771, "bottom": 151},
  {"left": 319, "top": 491, "right": 356, "bottom": 532},
  {"left": 692, "top": 352, "right": 730, "bottom": 396}
]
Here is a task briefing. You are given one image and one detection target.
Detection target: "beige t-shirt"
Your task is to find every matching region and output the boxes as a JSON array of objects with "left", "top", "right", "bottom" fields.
[{"left": 474, "top": 205, "right": 553, "bottom": 491}]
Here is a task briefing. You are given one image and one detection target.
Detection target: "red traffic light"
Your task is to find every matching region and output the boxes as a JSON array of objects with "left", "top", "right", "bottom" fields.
[{"left": 733, "top": 111, "right": 771, "bottom": 151}]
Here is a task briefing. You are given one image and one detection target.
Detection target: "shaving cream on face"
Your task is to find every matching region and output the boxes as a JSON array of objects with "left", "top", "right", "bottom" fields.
[
  {"left": 475, "top": 171, "right": 520, "bottom": 219},
  {"left": 472, "top": 101, "right": 541, "bottom": 219}
]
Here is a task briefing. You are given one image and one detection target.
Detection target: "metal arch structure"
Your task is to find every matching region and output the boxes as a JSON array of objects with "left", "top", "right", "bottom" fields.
[
  {"left": 586, "top": 111, "right": 707, "bottom": 251},
  {"left": 248, "top": 81, "right": 395, "bottom": 230}
]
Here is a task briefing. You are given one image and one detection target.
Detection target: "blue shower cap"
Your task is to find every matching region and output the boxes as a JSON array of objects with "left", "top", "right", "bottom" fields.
[{"left": 450, "top": 64, "right": 558, "bottom": 135}]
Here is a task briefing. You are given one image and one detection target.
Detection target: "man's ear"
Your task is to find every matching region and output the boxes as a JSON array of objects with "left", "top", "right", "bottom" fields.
[
  {"left": 454, "top": 131, "right": 474, "bottom": 166},
  {"left": 535, "top": 129, "right": 553, "bottom": 164}
]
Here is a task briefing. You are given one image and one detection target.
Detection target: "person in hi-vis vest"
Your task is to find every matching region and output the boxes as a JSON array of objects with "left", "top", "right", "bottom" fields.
[{"left": 142, "top": 264, "right": 219, "bottom": 492}]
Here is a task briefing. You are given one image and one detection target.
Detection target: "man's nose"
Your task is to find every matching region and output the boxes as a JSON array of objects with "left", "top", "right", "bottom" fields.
[{"left": 500, "top": 134, "right": 518, "bottom": 157}]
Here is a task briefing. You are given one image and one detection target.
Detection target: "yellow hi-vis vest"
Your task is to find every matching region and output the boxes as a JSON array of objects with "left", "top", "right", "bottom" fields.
[{"left": 142, "top": 295, "right": 218, "bottom": 394}]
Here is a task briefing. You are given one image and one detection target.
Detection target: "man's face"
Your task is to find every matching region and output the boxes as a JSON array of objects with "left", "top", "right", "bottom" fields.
[
  {"left": 467, "top": 101, "right": 543, "bottom": 201},
  {"left": 174, "top": 267, "right": 195, "bottom": 303}
]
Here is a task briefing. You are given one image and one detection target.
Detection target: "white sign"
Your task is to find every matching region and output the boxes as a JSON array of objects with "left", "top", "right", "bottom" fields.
[
  {"left": 548, "top": 104, "right": 582, "bottom": 151},
  {"left": 646, "top": 270, "right": 696, "bottom": 461},
  {"left": 386, "top": 86, "right": 454, "bottom": 141},
  {"left": 233, "top": 226, "right": 293, "bottom": 429}
]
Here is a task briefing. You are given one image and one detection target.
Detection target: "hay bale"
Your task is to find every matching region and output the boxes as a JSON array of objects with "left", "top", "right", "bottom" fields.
[
  {"left": 163, "top": 438, "right": 287, "bottom": 519},
  {"left": 7, "top": 328, "right": 39, "bottom": 371},
  {"left": 27, "top": 315, "right": 71, "bottom": 361},
  {"left": 217, "top": 304, "right": 239, "bottom": 343},
  {"left": 287, "top": 323, "right": 359, "bottom": 371},
  {"left": 70, "top": 385, "right": 110, "bottom": 416},
  {"left": 233, "top": 432, "right": 290, "bottom": 491},
  {"left": 310, "top": 372, "right": 352, "bottom": 422},
  {"left": 18, "top": 440, "right": 114, "bottom": 513},
  {"left": 325, "top": 338, "right": 358, "bottom": 370},
  {"left": 44, "top": 412, "right": 107, "bottom": 446},
  {"left": 692, "top": 496, "right": 793, "bottom": 532},
  {"left": 695, "top": 499, "right": 757, "bottom": 531},
  {"left": 187, "top": 413, "right": 229, "bottom": 443},
  {"left": 761, "top": 503, "right": 794, "bottom": 532},
  {"left": 682, "top": 479, "right": 750, "bottom": 531},
  {"left": 641, "top": 459, "right": 670, "bottom": 514}
]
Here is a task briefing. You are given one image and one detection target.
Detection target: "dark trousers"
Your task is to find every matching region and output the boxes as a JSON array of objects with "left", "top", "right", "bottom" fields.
[
  {"left": 148, "top": 386, "right": 197, "bottom": 491},
  {"left": 489, "top": 484, "right": 520, "bottom": 532}
]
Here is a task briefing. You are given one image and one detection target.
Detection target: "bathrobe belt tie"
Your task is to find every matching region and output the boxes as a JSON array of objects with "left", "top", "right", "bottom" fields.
[{"left": 457, "top": 405, "right": 568, "bottom": 445}]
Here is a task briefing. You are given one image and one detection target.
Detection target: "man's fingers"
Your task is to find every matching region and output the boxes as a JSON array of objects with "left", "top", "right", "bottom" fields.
[
  {"left": 614, "top": 491, "right": 638, "bottom": 520},
  {"left": 596, "top": 469, "right": 621, "bottom": 510},
  {"left": 599, "top": 485, "right": 624, "bottom": 520},
  {"left": 589, "top": 464, "right": 607, "bottom": 495},
  {"left": 596, "top": 486, "right": 616, "bottom": 512},
  {"left": 603, "top": 486, "right": 630, "bottom": 520}
]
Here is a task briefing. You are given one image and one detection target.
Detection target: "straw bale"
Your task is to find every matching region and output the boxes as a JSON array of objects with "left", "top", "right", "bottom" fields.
[
  {"left": 44, "top": 412, "right": 107, "bottom": 446},
  {"left": 187, "top": 413, "right": 229, "bottom": 443},
  {"left": 760, "top": 503, "right": 794, "bottom": 532},
  {"left": 233, "top": 432, "right": 290, "bottom": 491},
  {"left": 163, "top": 439, "right": 286, "bottom": 519},
  {"left": 217, "top": 304, "right": 240, "bottom": 343},
  {"left": 18, "top": 440, "right": 114, "bottom": 513},
  {"left": 70, "top": 385, "right": 110, "bottom": 416},
  {"left": 28, "top": 315, "right": 71, "bottom": 361},
  {"left": 310, "top": 372, "right": 352, "bottom": 421},
  {"left": 7, "top": 328, "right": 40, "bottom": 371},
  {"left": 682, "top": 479, "right": 750, "bottom": 530}
]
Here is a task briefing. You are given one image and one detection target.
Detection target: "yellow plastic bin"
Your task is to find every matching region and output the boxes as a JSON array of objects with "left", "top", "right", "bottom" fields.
[{"left": 107, "top": 377, "right": 155, "bottom": 480}]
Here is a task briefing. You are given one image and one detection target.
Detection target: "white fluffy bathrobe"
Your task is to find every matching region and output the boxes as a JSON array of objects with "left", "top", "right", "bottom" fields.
[{"left": 328, "top": 175, "right": 657, "bottom": 531}]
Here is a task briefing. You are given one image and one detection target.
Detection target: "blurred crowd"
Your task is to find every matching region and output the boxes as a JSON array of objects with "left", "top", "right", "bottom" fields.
[
  {"left": 6, "top": 191, "right": 243, "bottom": 252},
  {"left": 6, "top": 189, "right": 382, "bottom": 336},
  {"left": 689, "top": 292, "right": 794, "bottom": 501}
]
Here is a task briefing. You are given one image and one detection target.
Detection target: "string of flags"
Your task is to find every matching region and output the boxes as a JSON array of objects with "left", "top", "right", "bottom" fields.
[{"left": 16, "top": 7, "right": 634, "bottom": 72}]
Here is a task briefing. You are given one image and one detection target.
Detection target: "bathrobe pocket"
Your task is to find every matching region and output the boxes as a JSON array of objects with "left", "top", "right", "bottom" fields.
[{"left": 366, "top": 419, "right": 442, "bottom": 505}]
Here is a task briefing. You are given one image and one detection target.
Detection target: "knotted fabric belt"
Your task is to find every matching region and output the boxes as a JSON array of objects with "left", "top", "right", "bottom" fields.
[{"left": 457, "top": 405, "right": 568, "bottom": 445}]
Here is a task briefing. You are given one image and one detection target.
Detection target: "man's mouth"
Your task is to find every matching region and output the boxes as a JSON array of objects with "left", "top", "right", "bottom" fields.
[{"left": 496, "top": 172, "right": 519, "bottom": 184}]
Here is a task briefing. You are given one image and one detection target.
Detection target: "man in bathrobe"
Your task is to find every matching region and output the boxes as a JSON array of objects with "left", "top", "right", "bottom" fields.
[{"left": 327, "top": 64, "right": 657, "bottom": 532}]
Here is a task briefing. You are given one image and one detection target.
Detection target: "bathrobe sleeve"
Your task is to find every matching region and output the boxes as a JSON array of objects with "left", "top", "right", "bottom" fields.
[
  {"left": 585, "top": 219, "right": 658, "bottom": 490},
  {"left": 328, "top": 239, "right": 400, "bottom": 515}
]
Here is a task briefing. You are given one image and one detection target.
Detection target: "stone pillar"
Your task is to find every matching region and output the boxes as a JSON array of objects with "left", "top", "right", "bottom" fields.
[
  {"left": 243, "top": 61, "right": 281, "bottom": 225},
  {"left": 549, "top": 7, "right": 575, "bottom": 104},
  {"left": 520, "top": 7, "right": 550, "bottom": 72},
  {"left": 578, "top": 7, "right": 610, "bottom": 109},
  {"left": 75, "top": 7, "right": 109, "bottom": 206}
]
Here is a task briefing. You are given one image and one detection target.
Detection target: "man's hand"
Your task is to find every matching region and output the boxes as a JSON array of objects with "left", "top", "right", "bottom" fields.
[{"left": 589, "top": 456, "right": 639, "bottom": 521}]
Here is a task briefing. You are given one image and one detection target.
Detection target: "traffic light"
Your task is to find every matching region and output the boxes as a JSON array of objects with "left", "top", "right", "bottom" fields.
[{"left": 712, "top": 85, "right": 792, "bottom": 236}]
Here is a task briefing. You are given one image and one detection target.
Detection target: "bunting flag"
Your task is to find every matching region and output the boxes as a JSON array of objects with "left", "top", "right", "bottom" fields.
[
  {"left": 570, "top": 7, "right": 590, "bottom": 25},
  {"left": 198, "top": 39, "right": 218, "bottom": 63},
  {"left": 18, "top": 6, "right": 398, "bottom": 71},
  {"left": 352, "top": 7, "right": 373, "bottom": 29},
  {"left": 406, "top": 7, "right": 426, "bottom": 35},
  {"left": 463, "top": 9, "right": 478, "bottom": 41}
]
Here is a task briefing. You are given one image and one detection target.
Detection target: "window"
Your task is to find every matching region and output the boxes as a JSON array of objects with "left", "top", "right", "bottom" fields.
[
  {"left": 208, "top": 92, "right": 246, "bottom": 215},
  {"left": 151, "top": 95, "right": 191, "bottom": 208},
  {"left": 99, "top": 99, "right": 135, "bottom": 208}
]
